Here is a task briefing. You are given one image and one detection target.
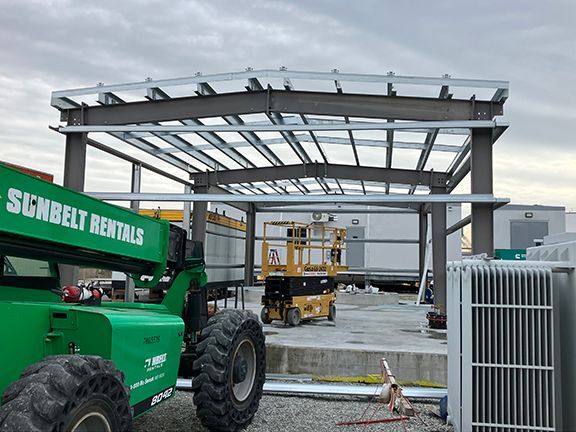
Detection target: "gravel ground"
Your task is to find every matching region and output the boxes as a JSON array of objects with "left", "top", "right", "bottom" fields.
[{"left": 134, "top": 390, "right": 453, "bottom": 432}]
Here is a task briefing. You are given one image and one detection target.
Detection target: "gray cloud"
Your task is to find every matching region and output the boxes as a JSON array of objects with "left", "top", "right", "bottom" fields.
[{"left": 0, "top": 0, "right": 575, "bottom": 208}]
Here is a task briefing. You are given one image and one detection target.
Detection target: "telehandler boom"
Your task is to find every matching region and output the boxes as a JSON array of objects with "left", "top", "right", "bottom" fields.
[{"left": 0, "top": 163, "right": 265, "bottom": 431}]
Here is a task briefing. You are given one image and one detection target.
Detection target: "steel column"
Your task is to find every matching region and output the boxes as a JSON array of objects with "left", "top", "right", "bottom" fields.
[
  {"left": 244, "top": 204, "right": 256, "bottom": 286},
  {"left": 419, "top": 208, "right": 428, "bottom": 285},
  {"left": 60, "top": 132, "right": 87, "bottom": 286},
  {"left": 123, "top": 163, "right": 142, "bottom": 303},
  {"left": 129, "top": 164, "right": 141, "bottom": 212},
  {"left": 191, "top": 185, "right": 208, "bottom": 243},
  {"left": 63, "top": 132, "right": 87, "bottom": 190},
  {"left": 431, "top": 187, "right": 447, "bottom": 314},
  {"left": 183, "top": 184, "right": 192, "bottom": 238},
  {"left": 471, "top": 128, "right": 494, "bottom": 255},
  {"left": 447, "top": 125, "right": 506, "bottom": 193}
]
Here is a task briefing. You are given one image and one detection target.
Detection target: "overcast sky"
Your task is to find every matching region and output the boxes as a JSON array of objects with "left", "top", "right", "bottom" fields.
[{"left": 1, "top": 0, "right": 575, "bottom": 209}]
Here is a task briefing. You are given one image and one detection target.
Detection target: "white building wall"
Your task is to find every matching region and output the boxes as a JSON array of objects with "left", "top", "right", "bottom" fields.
[
  {"left": 253, "top": 204, "right": 462, "bottom": 275},
  {"left": 493, "top": 204, "right": 566, "bottom": 249},
  {"left": 567, "top": 212, "right": 576, "bottom": 232},
  {"left": 193, "top": 203, "right": 570, "bottom": 281}
]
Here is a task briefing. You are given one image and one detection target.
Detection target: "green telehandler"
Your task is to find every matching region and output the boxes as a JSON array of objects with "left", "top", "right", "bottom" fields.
[{"left": 0, "top": 163, "right": 266, "bottom": 431}]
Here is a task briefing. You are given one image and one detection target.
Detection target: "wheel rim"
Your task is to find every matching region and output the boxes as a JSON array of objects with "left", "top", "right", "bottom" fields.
[
  {"left": 70, "top": 411, "right": 112, "bottom": 432},
  {"left": 231, "top": 338, "right": 257, "bottom": 403},
  {"left": 293, "top": 309, "right": 300, "bottom": 324}
]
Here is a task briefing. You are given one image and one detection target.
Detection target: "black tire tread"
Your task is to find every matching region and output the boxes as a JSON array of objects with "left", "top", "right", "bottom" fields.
[
  {"left": 0, "top": 355, "right": 132, "bottom": 432},
  {"left": 260, "top": 308, "right": 272, "bottom": 325},
  {"left": 192, "top": 309, "right": 266, "bottom": 431},
  {"left": 328, "top": 304, "right": 336, "bottom": 321},
  {"left": 287, "top": 307, "right": 301, "bottom": 326}
]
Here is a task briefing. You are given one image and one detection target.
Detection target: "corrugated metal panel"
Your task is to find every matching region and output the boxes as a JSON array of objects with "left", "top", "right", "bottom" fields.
[{"left": 448, "top": 260, "right": 557, "bottom": 432}]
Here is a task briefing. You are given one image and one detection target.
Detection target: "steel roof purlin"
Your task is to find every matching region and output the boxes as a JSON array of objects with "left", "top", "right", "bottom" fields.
[
  {"left": 52, "top": 68, "right": 508, "bottom": 200},
  {"left": 51, "top": 68, "right": 509, "bottom": 108}
]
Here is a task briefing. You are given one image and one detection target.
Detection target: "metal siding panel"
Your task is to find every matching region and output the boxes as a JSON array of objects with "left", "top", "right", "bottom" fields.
[
  {"left": 462, "top": 265, "right": 474, "bottom": 429},
  {"left": 447, "top": 263, "right": 462, "bottom": 431},
  {"left": 536, "top": 270, "right": 544, "bottom": 429},
  {"left": 498, "top": 268, "right": 504, "bottom": 427},
  {"left": 547, "top": 269, "right": 556, "bottom": 429},
  {"left": 504, "top": 268, "right": 511, "bottom": 429},
  {"left": 484, "top": 267, "right": 491, "bottom": 426},
  {"left": 520, "top": 269, "right": 525, "bottom": 427}
]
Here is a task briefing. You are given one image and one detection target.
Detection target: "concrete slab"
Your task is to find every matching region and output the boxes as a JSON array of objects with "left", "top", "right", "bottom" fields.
[
  {"left": 224, "top": 299, "right": 448, "bottom": 385},
  {"left": 242, "top": 286, "right": 264, "bottom": 304},
  {"left": 336, "top": 291, "right": 399, "bottom": 305}
]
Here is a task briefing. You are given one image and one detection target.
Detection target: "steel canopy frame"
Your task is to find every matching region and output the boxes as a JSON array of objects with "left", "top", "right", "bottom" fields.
[
  {"left": 149, "top": 135, "right": 463, "bottom": 155},
  {"left": 51, "top": 68, "right": 509, "bottom": 315},
  {"left": 59, "top": 120, "right": 503, "bottom": 133},
  {"left": 51, "top": 68, "right": 508, "bottom": 108},
  {"left": 88, "top": 192, "right": 507, "bottom": 205}
]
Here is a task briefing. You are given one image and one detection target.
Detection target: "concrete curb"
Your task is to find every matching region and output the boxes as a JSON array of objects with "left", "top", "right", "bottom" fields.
[{"left": 265, "top": 344, "right": 447, "bottom": 386}]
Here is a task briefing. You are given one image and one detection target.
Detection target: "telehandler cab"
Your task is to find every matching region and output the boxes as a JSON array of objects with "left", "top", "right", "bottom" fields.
[{"left": 0, "top": 163, "right": 266, "bottom": 431}]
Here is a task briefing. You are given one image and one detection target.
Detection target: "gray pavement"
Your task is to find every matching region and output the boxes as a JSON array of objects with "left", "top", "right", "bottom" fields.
[
  {"left": 224, "top": 298, "right": 448, "bottom": 384},
  {"left": 254, "top": 302, "right": 446, "bottom": 354}
]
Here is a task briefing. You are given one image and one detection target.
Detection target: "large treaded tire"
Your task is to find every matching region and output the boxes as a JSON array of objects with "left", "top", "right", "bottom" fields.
[
  {"left": 0, "top": 355, "right": 132, "bottom": 432},
  {"left": 260, "top": 307, "right": 272, "bottom": 325},
  {"left": 192, "top": 309, "right": 266, "bottom": 431}
]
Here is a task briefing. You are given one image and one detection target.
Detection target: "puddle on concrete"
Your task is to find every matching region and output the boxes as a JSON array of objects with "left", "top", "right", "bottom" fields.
[{"left": 344, "top": 340, "right": 364, "bottom": 344}]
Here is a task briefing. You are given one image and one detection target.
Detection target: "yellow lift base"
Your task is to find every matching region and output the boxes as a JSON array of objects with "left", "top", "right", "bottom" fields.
[{"left": 261, "top": 292, "right": 336, "bottom": 326}]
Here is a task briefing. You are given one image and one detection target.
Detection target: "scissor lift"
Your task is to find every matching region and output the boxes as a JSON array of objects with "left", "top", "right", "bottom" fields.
[{"left": 260, "top": 221, "right": 347, "bottom": 326}]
